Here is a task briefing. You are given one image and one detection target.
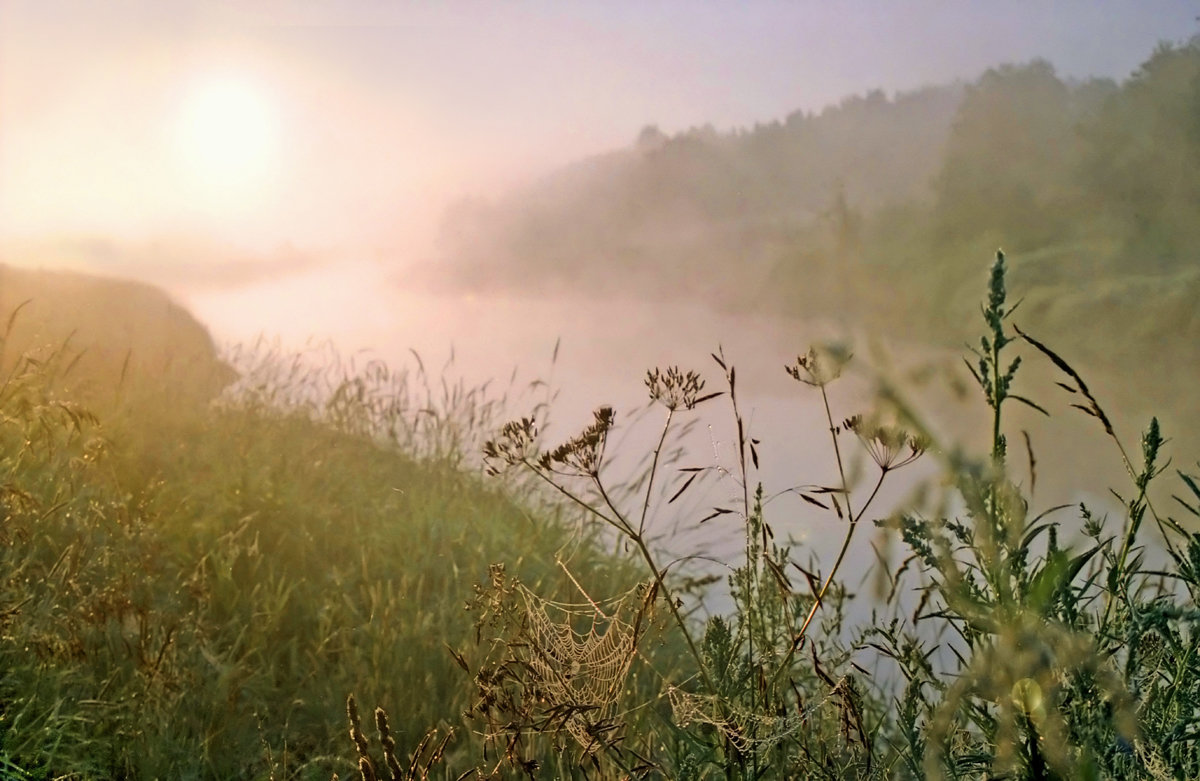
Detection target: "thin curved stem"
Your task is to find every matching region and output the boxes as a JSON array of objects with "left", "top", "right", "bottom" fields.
[
  {"left": 821, "top": 384, "right": 855, "bottom": 524},
  {"left": 794, "top": 469, "right": 887, "bottom": 642},
  {"left": 524, "top": 457, "right": 719, "bottom": 694},
  {"left": 592, "top": 478, "right": 717, "bottom": 696},
  {"left": 637, "top": 409, "right": 674, "bottom": 536},
  {"left": 769, "top": 384, "right": 886, "bottom": 688},
  {"left": 523, "top": 461, "right": 634, "bottom": 538}
]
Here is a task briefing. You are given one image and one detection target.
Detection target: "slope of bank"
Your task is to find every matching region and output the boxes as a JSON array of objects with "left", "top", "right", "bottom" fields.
[{"left": 0, "top": 276, "right": 643, "bottom": 778}]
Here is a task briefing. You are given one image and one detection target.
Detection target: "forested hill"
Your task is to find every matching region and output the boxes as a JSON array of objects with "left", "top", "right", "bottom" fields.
[
  {"left": 430, "top": 39, "right": 1200, "bottom": 446},
  {"left": 432, "top": 39, "right": 1198, "bottom": 318},
  {"left": 434, "top": 82, "right": 963, "bottom": 299}
]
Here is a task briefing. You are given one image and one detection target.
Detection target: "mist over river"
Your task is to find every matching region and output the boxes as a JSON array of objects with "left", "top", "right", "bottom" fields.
[{"left": 180, "top": 257, "right": 1139, "bottom": 615}]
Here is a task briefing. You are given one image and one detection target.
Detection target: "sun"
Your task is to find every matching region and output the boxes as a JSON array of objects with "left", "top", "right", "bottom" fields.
[{"left": 174, "top": 77, "right": 278, "bottom": 199}]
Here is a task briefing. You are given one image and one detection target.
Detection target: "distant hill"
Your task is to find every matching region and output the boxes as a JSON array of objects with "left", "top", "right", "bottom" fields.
[
  {"left": 429, "top": 36, "right": 1200, "bottom": 469},
  {"left": 0, "top": 263, "right": 235, "bottom": 404},
  {"left": 435, "top": 83, "right": 962, "bottom": 300},
  {"left": 433, "top": 39, "right": 1198, "bottom": 313}
]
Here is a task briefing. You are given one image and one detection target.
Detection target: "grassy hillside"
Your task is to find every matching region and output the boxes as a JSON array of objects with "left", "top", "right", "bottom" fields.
[
  {"left": 0, "top": 311, "right": 643, "bottom": 778},
  {"left": 0, "top": 264, "right": 235, "bottom": 404},
  {"left": 3, "top": 258, "right": 1200, "bottom": 779}
]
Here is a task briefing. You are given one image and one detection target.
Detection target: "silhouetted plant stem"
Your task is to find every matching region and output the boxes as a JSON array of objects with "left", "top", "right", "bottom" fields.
[
  {"left": 770, "top": 382, "right": 891, "bottom": 690},
  {"left": 820, "top": 381, "right": 852, "bottom": 521},
  {"left": 592, "top": 472, "right": 717, "bottom": 696},
  {"left": 796, "top": 470, "right": 886, "bottom": 644},
  {"left": 523, "top": 460, "right": 632, "bottom": 537},
  {"left": 637, "top": 409, "right": 674, "bottom": 537},
  {"left": 715, "top": 351, "right": 761, "bottom": 771},
  {"left": 516, "top": 449, "right": 717, "bottom": 697}
]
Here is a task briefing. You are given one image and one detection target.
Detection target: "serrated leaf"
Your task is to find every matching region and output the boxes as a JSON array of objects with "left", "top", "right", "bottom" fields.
[{"left": 1033, "top": 544, "right": 1102, "bottom": 608}]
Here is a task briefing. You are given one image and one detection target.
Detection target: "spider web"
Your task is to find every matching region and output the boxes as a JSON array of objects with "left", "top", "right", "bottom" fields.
[
  {"left": 516, "top": 581, "right": 651, "bottom": 751},
  {"left": 668, "top": 681, "right": 845, "bottom": 754}
]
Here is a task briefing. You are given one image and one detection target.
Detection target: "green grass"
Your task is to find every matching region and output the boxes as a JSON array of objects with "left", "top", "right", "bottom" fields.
[
  {"left": 0, "top": 332, "right": 637, "bottom": 778},
  {"left": 460, "top": 251, "right": 1200, "bottom": 779},
  {"left": 3, "top": 252, "right": 1200, "bottom": 779}
]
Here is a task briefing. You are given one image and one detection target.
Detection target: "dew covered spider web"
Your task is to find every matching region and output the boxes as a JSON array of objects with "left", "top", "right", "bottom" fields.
[
  {"left": 667, "top": 678, "right": 851, "bottom": 754},
  {"left": 515, "top": 579, "right": 652, "bottom": 751}
]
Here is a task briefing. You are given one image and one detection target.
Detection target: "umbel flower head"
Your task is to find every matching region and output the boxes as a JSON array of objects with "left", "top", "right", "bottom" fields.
[
  {"left": 844, "top": 414, "right": 928, "bottom": 472},
  {"left": 538, "top": 406, "right": 615, "bottom": 477},
  {"left": 786, "top": 344, "right": 851, "bottom": 387},
  {"left": 483, "top": 417, "right": 538, "bottom": 475},
  {"left": 646, "top": 366, "right": 711, "bottom": 411}
]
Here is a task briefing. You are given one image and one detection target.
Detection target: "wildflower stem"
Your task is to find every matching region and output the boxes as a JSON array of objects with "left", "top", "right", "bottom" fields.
[
  {"left": 637, "top": 409, "right": 674, "bottom": 537},
  {"left": 592, "top": 478, "right": 717, "bottom": 696},
  {"left": 522, "top": 460, "right": 634, "bottom": 538},
  {"left": 821, "top": 383, "right": 853, "bottom": 524},
  {"left": 795, "top": 469, "right": 886, "bottom": 642},
  {"left": 767, "top": 384, "right": 883, "bottom": 690},
  {"left": 1106, "top": 431, "right": 1184, "bottom": 561}
]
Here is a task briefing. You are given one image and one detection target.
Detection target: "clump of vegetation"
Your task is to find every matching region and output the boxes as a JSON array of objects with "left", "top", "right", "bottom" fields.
[
  {"left": 464, "top": 250, "right": 1200, "bottom": 778},
  {"left": 3, "top": 250, "right": 1198, "bottom": 779},
  {"left": 0, "top": 320, "right": 635, "bottom": 778}
]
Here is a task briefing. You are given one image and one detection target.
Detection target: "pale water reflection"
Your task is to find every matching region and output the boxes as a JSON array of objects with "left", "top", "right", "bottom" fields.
[{"left": 182, "top": 258, "right": 1133, "bottom": 617}]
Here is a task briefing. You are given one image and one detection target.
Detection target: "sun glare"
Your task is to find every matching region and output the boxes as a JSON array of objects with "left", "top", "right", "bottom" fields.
[{"left": 174, "top": 77, "right": 277, "bottom": 201}]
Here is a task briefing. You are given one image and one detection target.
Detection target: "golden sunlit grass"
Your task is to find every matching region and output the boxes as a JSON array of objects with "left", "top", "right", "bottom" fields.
[
  {"left": 0, "top": 323, "right": 638, "bottom": 779},
  {"left": 3, "top": 256, "right": 1200, "bottom": 779}
]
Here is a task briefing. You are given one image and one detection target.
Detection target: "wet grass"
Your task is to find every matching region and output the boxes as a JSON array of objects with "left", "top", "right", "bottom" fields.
[
  {"left": 462, "top": 251, "right": 1200, "bottom": 779},
  {"left": 0, "top": 330, "right": 636, "bottom": 778},
  {"left": 3, "top": 253, "right": 1200, "bottom": 779}
]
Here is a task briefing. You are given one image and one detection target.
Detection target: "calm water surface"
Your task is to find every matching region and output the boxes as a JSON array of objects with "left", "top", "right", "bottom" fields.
[{"left": 182, "top": 259, "right": 1130, "bottom": 616}]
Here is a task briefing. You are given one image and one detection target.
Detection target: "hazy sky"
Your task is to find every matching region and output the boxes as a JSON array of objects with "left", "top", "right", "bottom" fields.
[{"left": 2, "top": 0, "right": 1197, "bottom": 260}]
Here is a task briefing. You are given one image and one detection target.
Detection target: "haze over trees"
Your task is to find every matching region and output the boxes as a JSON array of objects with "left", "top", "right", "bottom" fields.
[
  {"left": 440, "top": 39, "right": 1198, "bottom": 300},
  {"left": 4, "top": 19, "right": 1200, "bottom": 779},
  {"left": 434, "top": 37, "right": 1200, "bottom": 458}
]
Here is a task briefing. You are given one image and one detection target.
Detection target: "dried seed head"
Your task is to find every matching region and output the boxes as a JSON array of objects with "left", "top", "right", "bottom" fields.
[
  {"left": 482, "top": 417, "right": 538, "bottom": 474},
  {"left": 646, "top": 366, "right": 707, "bottom": 410},
  {"left": 539, "top": 406, "right": 614, "bottom": 476},
  {"left": 786, "top": 345, "right": 850, "bottom": 387},
  {"left": 849, "top": 416, "right": 928, "bottom": 472}
]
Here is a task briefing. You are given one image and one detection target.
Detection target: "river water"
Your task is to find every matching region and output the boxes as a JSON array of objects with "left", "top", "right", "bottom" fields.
[{"left": 181, "top": 258, "right": 1141, "bottom": 618}]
